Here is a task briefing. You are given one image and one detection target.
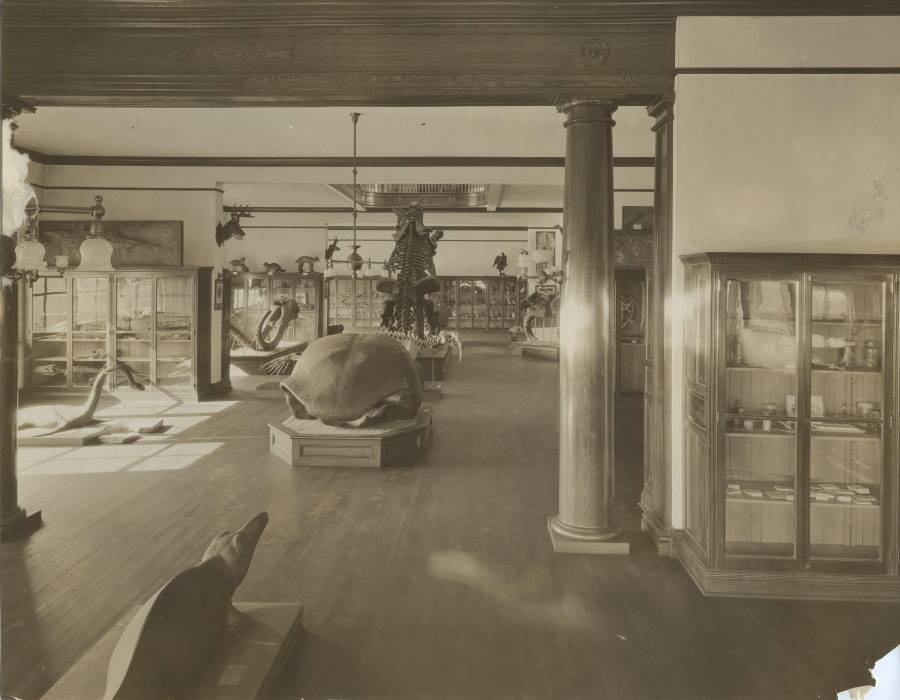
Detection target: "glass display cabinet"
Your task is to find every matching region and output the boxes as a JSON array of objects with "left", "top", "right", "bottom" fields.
[
  {"left": 438, "top": 276, "right": 525, "bottom": 331},
  {"left": 25, "top": 267, "right": 213, "bottom": 398},
  {"left": 230, "top": 272, "right": 324, "bottom": 346},
  {"left": 324, "top": 276, "right": 387, "bottom": 330},
  {"left": 680, "top": 253, "right": 900, "bottom": 600},
  {"left": 325, "top": 275, "right": 525, "bottom": 332}
]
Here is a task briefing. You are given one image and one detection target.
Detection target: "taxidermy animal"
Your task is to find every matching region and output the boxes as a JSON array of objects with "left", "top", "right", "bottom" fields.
[
  {"left": 280, "top": 333, "right": 423, "bottom": 427},
  {"left": 229, "top": 257, "right": 249, "bottom": 273},
  {"left": 381, "top": 204, "right": 443, "bottom": 339},
  {"left": 325, "top": 238, "right": 341, "bottom": 264},
  {"left": 262, "top": 262, "right": 285, "bottom": 275},
  {"left": 493, "top": 251, "right": 508, "bottom": 276},
  {"left": 102, "top": 512, "right": 270, "bottom": 700},
  {"left": 255, "top": 299, "right": 300, "bottom": 351},
  {"left": 215, "top": 206, "right": 252, "bottom": 247},
  {"left": 295, "top": 255, "right": 319, "bottom": 274},
  {"left": 17, "top": 362, "right": 145, "bottom": 435},
  {"left": 522, "top": 291, "right": 560, "bottom": 340}
]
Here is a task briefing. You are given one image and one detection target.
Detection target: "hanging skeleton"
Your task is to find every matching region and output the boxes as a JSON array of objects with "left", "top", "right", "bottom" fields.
[{"left": 379, "top": 204, "right": 443, "bottom": 339}]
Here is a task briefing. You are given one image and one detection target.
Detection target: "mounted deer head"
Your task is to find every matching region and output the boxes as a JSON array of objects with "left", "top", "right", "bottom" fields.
[{"left": 215, "top": 204, "right": 254, "bottom": 247}]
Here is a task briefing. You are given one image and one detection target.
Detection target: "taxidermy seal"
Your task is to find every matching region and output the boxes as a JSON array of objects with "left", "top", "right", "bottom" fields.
[
  {"left": 280, "top": 333, "right": 423, "bottom": 427},
  {"left": 102, "top": 512, "right": 270, "bottom": 700},
  {"left": 17, "top": 361, "right": 144, "bottom": 435}
]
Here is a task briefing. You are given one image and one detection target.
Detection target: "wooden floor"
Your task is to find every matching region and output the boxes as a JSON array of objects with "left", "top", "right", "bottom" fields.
[{"left": 3, "top": 335, "right": 900, "bottom": 699}]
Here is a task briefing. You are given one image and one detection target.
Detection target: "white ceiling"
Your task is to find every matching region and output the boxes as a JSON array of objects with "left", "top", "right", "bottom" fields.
[{"left": 13, "top": 105, "right": 655, "bottom": 158}]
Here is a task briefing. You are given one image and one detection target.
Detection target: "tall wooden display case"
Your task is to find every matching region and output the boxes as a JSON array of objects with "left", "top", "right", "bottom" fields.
[
  {"left": 230, "top": 272, "right": 324, "bottom": 345},
  {"left": 26, "top": 267, "right": 213, "bottom": 398},
  {"left": 680, "top": 253, "right": 900, "bottom": 600},
  {"left": 325, "top": 275, "right": 526, "bottom": 332},
  {"left": 325, "top": 276, "right": 390, "bottom": 330},
  {"left": 441, "top": 276, "right": 526, "bottom": 331}
]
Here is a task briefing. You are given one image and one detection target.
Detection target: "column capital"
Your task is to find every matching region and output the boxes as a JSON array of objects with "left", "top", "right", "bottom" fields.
[
  {"left": 556, "top": 98, "right": 617, "bottom": 129},
  {"left": 647, "top": 97, "right": 674, "bottom": 132}
]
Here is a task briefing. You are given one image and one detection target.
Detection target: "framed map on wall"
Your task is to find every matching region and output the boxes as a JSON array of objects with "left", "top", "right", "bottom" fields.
[{"left": 37, "top": 220, "right": 184, "bottom": 267}]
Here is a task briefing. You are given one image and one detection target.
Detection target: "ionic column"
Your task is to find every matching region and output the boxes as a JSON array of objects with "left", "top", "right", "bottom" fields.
[{"left": 548, "top": 99, "right": 628, "bottom": 554}]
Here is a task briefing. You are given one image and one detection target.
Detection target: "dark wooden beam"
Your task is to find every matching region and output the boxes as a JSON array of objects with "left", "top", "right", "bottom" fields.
[
  {"left": 3, "top": 1, "right": 898, "bottom": 29},
  {"left": 23, "top": 153, "right": 654, "bottom": 168}
]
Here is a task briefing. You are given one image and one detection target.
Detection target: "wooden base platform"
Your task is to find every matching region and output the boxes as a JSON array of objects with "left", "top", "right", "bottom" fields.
[
  {"left": 416, "top": 345, "right": 451, "bottom": 381},
  {"left": 231, "top": 341, "right": 307, "bottom": 375},
  {"left": 17, "top": 425, "right": 108, "bottom": 446},
  {"left": 268, "top": 405, "right": 433, "bottom": 468},
  {"left": 42, "top": 602, "right": 303, "bottom": 700},
  {"left": 512, "top": 341, "right": 560, "bottom": 361}
]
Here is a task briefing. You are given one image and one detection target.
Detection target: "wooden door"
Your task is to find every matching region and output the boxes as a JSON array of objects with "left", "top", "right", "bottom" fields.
[{"left": 615, "top": 269, "right": 646, "bottom": 397}]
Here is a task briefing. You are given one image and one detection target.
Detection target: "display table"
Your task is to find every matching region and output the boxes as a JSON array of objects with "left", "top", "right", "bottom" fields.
[
  {"left": 416, "top": 344, "right": 451, "bottom": 381},
  {"left": 268, "top": 404, "right": 433, "bottom": 468},
  {"left": 512, "top": 341, "right": 559, "bottom": 361},
  {"left": 42, "top": 602, "right": 303, "bottom": 700}
]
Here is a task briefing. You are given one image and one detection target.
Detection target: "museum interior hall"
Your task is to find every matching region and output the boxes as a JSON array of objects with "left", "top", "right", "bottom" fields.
[{"left": 2, "top": 3, "right": 900, "bottom": 700}]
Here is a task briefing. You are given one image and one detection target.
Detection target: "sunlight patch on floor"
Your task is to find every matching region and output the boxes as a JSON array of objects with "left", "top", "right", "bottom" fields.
[{"left": 17, "top": 441, "right": 226, "bottom": 475}]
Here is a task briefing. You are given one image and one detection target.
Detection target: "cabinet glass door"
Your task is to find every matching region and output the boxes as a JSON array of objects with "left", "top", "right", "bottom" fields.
[
  {"left": 156, "top": 276, "right": 193, "bottom": 388},
  {"left": 487, "top": 279, "right": 502, "bottom": 328},
  {"left": 244, "top": 277, "right": 268, "bottom": 340},
  {"left": 371, "top": 281, "right": 389, "bottom": 329},
  {"left": 115, "top": 276, "right": 153, "bottom": 387},
  {"left": 808, "top": 279, "right": 887, "bottom": 562},
  {"left": 30, "top": 276, "right": 69, "bottom": 387},
  {"left": 270, "top": 276, "right": 295, "bottom": 346},
  {"left": 335, "top": 278, "right": 353, "bottom": 327},
  {"left": 503, "top": 277, "right": 518, "bottom": 327},
  {"left": 458, "top": 281, "right": 473, "bottom": 328},
  {"left": 444, "top": 279, "right": 458, "bottom": 329},
  {"left": 723, "top": 276, "right": 800, "bottom": 558},
  {"left": 293, "top": 278, "right": 319, "bottom": 343},
  {"left": 355, "top": 279, "right": 373, "bottom": 327},
  {"left": 473, "top": 280, "right": 487, "bottom": 329},
  {"left": 72, "top": 276, "right": 110, "bottom": 387}
]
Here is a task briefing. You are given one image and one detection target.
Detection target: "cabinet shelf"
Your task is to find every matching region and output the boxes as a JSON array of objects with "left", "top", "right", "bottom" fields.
[{"left": 726, "top": 365, "right": 795, "bottom": 373}]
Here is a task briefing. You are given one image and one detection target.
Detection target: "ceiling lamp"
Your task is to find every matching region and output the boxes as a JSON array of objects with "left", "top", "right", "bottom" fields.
[
  {"left": 2, "top": 195, "right": 106, "bottom": 285},
  {"left": 346, "top": 112, "right": 364, "bottom": 277}
]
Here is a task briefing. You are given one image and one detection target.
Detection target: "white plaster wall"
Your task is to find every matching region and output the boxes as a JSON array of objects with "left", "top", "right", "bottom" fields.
[{"left": 669, "top": 16, "right": 900, "bottom": 529}]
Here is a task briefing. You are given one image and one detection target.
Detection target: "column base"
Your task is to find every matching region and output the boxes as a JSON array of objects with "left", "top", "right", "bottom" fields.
[
  {"left": 547, "top": 516, "right": 630, "bottom": 555},
  {"left": 1, "top": 507, "right": 43, "bottom": 542}
]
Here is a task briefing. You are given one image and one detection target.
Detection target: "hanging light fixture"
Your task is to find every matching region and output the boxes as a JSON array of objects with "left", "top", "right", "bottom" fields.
[{"left": 346, "top": 112, "right": 365, "bottom": 277}]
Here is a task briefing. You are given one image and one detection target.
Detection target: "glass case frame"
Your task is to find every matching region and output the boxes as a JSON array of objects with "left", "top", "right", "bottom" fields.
[
  {"left": 681, "top": 253, "right": 900, "bottom": 599},
  {"left": 25, "top": 267, "right": 212, "bottom": 397},
  {"left": 325, "top": 275, "right": 525, "bottom": 332},
  {"left": 230, "top": 272, "right": 324, "bottom": 345}
]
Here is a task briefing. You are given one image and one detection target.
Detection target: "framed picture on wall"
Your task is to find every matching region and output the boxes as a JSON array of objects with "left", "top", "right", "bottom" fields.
[{"left": 214, "top": 277, "right": 225, "bottom": 310}]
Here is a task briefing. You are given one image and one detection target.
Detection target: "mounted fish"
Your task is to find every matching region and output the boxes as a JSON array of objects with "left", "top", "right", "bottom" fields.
[
  {"left": 17, "top": 361, "right": 145, "bottom": 435},
  {"left": 215, "top": 205, "right": 252, "bottom": 247},
  {"left": 380, "top": 204, "right": 443, "bottom": 339}
]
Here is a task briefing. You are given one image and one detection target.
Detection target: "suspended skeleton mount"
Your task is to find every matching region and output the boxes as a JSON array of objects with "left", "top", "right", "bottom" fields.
[{"left": 379, "top": 204, "right": 443, "bottom": 339}]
